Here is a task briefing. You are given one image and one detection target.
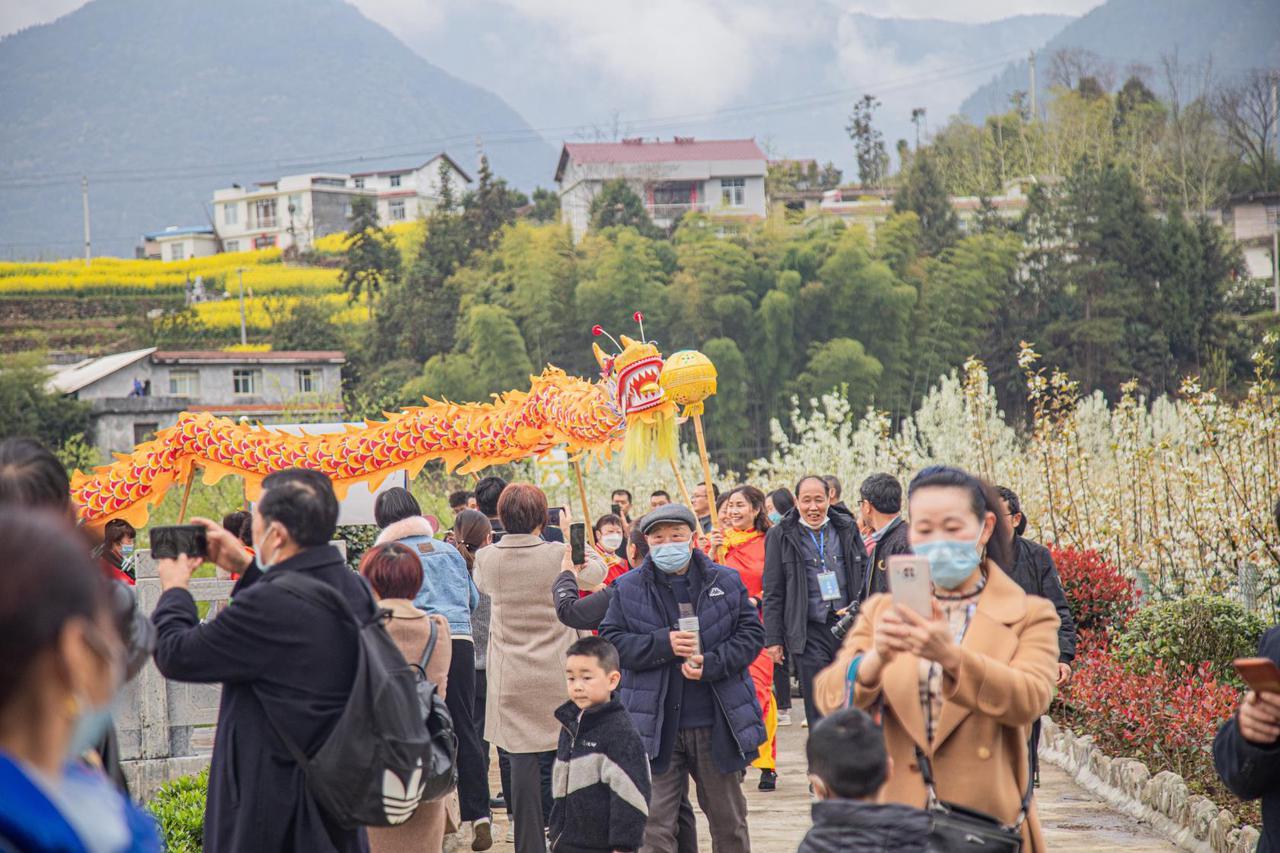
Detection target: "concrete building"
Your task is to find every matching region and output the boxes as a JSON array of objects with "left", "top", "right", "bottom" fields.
[
  {"left": 140, "top": 226, "right": 219, "bottom": 261},
  {"left": 49, "top": 348, "right": 345, "bottom": 454},
  {"left": 816, "top": 179, "right": 1034, "bottom": 234},
  {"left": 1215, "top": 191, "right": 1280, "bottom": 281},
  {"left": 555, "top": 138, "right": 768, "bottom": 239},
  {"left": 349, "top": 154, "right": 472, "bottom": 224},
  {"left": 212, "top": 174, "right": 373, "bottom": 254}
]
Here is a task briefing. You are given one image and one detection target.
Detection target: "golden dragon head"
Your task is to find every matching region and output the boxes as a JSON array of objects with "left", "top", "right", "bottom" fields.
[{"left": 593, "top": 316, "right": 678, "bottom": 468}]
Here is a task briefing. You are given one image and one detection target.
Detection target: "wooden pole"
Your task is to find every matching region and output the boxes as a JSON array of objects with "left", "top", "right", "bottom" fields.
[
  {"left": 572, "top": 458, "right": 593, "bottom": 533},
  {"left": 669, "top": 458, "right": 694, "bottom": 508},
  {"left": 692, "top": 414, "right": 718, "bottom": 530},
  {"left": 177, "top": 467, "right": 198, "bottom": 523}
]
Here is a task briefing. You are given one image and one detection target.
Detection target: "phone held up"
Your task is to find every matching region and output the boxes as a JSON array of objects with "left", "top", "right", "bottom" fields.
[
  {"left": 1234, "top": 657, "right": 1280, "bottom": 694},
  {"left": 150, "top": 524, "right": 209, "bottom": 560},
  {"left": 611, "top": 502, "right": 623, "bottom": 518},
  {"left": 569, "top": 522, "right": 586, "bottom": 566},
  {"left": 887, "top": 554, "right": 933, "bottom": 620}
]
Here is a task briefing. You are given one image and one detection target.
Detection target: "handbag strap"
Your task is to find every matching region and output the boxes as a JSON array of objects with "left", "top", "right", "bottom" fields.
[
  {"left": 418, "top": 617, "right": 439, "bottom": 673},
  {"left": 914, "top": 745, "right": 1034, "bottom": 829}
]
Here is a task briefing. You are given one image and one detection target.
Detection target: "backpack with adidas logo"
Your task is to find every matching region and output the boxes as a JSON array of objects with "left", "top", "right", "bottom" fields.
[{"left": 255, "top": 570, "right": 457, "bottom": 828}]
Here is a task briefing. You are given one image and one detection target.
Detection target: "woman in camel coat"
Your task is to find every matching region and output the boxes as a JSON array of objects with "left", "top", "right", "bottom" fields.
[
  {"left": 359, "top": 543, "right": 455, "bottom": 853},
  {"left": 814, "top": 466, "right": 1059, "bottom": 852}
]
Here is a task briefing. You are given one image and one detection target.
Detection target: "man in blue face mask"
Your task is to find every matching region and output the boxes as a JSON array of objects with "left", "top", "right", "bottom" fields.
[{"left": 600, "top": 504, "right": 766, "bottom": 853}]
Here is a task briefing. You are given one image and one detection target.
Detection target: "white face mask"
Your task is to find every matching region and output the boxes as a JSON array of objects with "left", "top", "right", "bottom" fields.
[{"left": 600, "top": 532, "right": 624, "bottom": 551}]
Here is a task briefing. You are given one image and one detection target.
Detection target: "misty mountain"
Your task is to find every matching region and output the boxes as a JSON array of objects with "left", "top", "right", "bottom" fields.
[
  {"left": 0, "top": 0, "right": 553, "bottom": 259},
  {"left": 398, "top": 7, "right": 1073, "bottom": 184},
  {"left": 960, "top": 0, "right": 1280, "bottom": 122}
]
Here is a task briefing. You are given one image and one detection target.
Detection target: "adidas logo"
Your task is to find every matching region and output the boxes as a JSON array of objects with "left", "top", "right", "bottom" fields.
[{"left": 382, "top": 758, "right": 427, "bottom": 825}]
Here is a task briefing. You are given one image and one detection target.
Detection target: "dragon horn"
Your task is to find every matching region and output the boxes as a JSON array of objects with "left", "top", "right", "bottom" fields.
[
  {"left": 593, "top": 342, "right": 610, "bottom": 371},
  {"left": 619, "top": 334, "right": 637, "bottom": 348}
]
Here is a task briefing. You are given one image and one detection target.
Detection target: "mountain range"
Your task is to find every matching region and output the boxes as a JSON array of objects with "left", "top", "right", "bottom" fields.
[
  {"left": 960, "top": 0, "right": 1280, "bottom": 121},
  {"left": 0, "top": 0, "right": 554, "bottom": 259}
]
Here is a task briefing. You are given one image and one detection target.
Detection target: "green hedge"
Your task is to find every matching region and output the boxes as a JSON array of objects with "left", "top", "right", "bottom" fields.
[
  {"left": 1113, "top": 595, "right": 1265, "bottom": 683},
  {"left": 147, "top": 768, "right": 207, "bottom": 852}
]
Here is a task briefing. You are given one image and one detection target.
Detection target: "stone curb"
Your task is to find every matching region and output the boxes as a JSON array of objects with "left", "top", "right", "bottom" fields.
[{"left": 1038, "top": 716, "right": 1260, "bottom": 853}]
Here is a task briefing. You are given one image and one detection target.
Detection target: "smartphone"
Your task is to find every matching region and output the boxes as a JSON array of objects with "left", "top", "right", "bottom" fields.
[
  {"left": 887, "top": 554, "right": 932, "bottom": 619},
  {"left": 611, "top": 502, "right": 623, "bottom": 517},
  {"left": 151, "top": 524, "right": 209, "bottom": 560},
  {"left": 569, "top": 522, "right": 585, "bottom": 565},
  {"left": 1234, "top": 657, "right": 1280, "bottom": 693}
]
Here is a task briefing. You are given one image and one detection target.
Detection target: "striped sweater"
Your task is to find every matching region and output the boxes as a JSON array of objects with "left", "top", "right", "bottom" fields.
[{"left": 549, "top": 698, "right": 651, "bottom": 853}]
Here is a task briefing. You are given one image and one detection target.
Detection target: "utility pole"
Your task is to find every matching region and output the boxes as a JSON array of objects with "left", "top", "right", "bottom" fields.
[
  {"left": 236, "top": 267, "right": 248, "bottom": 346},
  {"left": 1028, "top": 51, "right": 1037, "bottom": 120},
  {"left": 81, "top": 175, "right": 91, "bottom": 262},
  {"left": 1272, "top": 72, "right": 1278, "bottom": 159}
]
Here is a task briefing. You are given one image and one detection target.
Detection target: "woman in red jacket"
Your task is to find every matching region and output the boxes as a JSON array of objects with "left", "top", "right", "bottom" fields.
[{"left": 705, "top": 484, "right": 779, "bottom": 791}]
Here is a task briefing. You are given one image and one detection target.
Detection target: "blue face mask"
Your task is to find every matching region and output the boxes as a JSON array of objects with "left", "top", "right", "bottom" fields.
[
  {"left": 120, "top": 544, "right": 134, "bottom": 558},
  {"left": 254, "top": 524, "right": 279, "bottom": 573},
  {"left": 767, "top": 511, "right": 782, "bottom": 525},
  {"left": 650, "top": 542, "right": 692, "bottom": 574},
  {"left": 67, "top": 704, "right": 115, "bottom": 762},
  {"left": 914, "top": 537, "right": 983, "bottom": 590}
]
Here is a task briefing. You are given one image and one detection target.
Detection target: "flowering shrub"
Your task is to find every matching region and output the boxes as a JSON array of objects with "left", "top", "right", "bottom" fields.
[
  {"left": 1049, "top": 545, "right": 1140, "bottom": 633},
  {"left": 1056, "top": 647, "right": 1243, "bottom": 811}
]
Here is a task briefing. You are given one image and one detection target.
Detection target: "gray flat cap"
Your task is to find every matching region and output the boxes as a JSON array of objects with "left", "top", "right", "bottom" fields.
[{"left": 637, "top": 503, "right": 699, "bottom": 535}]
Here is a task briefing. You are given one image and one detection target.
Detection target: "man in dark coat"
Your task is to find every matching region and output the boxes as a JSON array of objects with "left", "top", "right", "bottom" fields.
[
  {"left": 1214, "top": 626, "right": 1280, "bottom": 853},
  {"left": 601, "top": 504, "right": 765, "bottom": 853},
  {"left": 857, "top": 473, "right": 910, "bottom": 596},
  {"left": 152, "top": 468, "right": 371, "bottom": 853},
  {"left": 762, "top": 475, "right": 868, "bottom": 728}
]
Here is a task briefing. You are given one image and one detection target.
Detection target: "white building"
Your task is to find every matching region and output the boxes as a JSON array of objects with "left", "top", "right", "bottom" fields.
[
  {"left": 555, "top": 138, "right": 768, "bottom": 239},
  {"left": 1216, "top": 191, "right": 1280, "bottom": 281},
  {"left": 212, "top": 174, "right": 373, "bottom": 254},
  {"left": 140, "top": 226, "right": 220, "bottom": 261},
  {"left": 349, "top": 154, "right": 472, "bottom": 224},
  {"left": 48, "top": 348, "right": 345, "bottom": 454}
]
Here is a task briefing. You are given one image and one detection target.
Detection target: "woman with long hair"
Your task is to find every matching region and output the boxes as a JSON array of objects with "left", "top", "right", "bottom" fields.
[{"left": 706, "top": 484, "right": 779, "bottom": 791}]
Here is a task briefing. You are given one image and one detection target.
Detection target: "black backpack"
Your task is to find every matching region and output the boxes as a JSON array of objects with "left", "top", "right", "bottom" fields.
[{"left": 255, "top": 570, "right": 457, "bottom": 828}]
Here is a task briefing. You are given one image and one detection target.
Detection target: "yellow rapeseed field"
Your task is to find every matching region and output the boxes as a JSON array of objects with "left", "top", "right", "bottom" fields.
[{"left": 192, "top": 292, "right": 361, "bottom": 331}]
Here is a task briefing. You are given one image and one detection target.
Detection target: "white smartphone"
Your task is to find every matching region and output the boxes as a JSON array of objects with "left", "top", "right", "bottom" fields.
[{"left": 887, "top": 554, "right": 933, "bottom": 619}]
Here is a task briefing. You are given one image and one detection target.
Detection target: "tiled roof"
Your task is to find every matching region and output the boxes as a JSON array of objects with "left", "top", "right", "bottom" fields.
[
  {"left": 556, "top": 138, "right": 765, "bottom": 181},
  {"left": 48, "top": 347, "right": 157, "bottom": 394},
  {"left": 152, "top": 351, "right": 345, "bottom": 363}
]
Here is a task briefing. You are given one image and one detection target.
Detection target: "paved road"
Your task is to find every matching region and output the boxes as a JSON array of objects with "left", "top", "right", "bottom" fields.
[{"left": 452, "top": 714, "right": 1176, "bottom": 852}]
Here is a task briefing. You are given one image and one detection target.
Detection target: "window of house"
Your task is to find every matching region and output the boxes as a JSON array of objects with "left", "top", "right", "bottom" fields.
[
  {"left": 223, "top": 203, "right": 239, "bottom": 226},
  {"left": 224, "top": 239, "right": 240, "bottom": 252},
  {"left": 295, "top": 368, "right": 323, "bottom": 394},
  {"left": 721, "top": 177, "right": 746, "bottom": 207},
  {"left": 652, "top": 183, "right": 695, "bottom": 206},
  {"left": 390, "top": 174, "right": 403, "bottom": 188},
  {"left": 253, "top": 235, "right": 275, "bottom": 250},
  {"left": 253, "top": 198, "right": 277, "bottom": 228},
  {"left": 169, "top": 369, "right": 200, "bottom": 397},
  {"left": 389, "top": 199, "right": 406, "bottom": 221},
  {"left": 232, "top": 368, "right": 260, "bottom": 395},
  {"left": 133, "top": 423, "right": 158, "bottom": 445},
  {"left": 353, "top": 177, "right": 365, "bottom": 189}
]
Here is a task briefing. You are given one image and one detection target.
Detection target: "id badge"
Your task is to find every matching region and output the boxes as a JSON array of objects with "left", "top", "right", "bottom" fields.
[{"left": 817, "top": 571, "right": 841, "bottom": 601}]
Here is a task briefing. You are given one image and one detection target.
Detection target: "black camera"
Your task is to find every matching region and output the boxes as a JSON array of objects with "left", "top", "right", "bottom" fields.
[{"left": 831, "top": 607, "right": 859, "bottom": 641}]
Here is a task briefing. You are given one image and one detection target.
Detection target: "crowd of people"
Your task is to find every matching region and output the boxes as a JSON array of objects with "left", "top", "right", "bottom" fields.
[{"left": 13, "top": 427, "right": 1280, "bottom": 853}]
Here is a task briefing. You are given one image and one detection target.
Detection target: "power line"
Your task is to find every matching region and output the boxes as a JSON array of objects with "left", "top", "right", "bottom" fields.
[{"left": 0, "top": 51, "right": 1023, "bottom": 191}]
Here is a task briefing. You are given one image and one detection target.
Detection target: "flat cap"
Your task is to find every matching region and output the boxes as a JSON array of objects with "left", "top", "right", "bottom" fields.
[{"left": 637, "top": 503, "right": 699, "bottom": 535}]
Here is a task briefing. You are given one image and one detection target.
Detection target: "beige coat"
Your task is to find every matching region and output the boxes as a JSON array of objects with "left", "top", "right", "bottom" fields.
[
  {"left": 474, "top": 533, "right": 606, "bottom": 753},
  {"left": 366, "top": 601, "right": 454, "bottom": 853},
  {"left": 813, "top": 562, "right": 1059, "bottom": 853}
]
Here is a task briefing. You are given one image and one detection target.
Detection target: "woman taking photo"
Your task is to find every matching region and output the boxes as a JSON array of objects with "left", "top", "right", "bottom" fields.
[
  {"left": 359, "top": 542, "right": 453, "bottom": 853},
  {"left": 706, "top": 484, "right": 779, "bottom": 791},
  {"left": 474, "top": 483, "right": 606, "bottom": 853},
  {"left": 813, "top": 466, "right": 1059, "bottom": 852}
]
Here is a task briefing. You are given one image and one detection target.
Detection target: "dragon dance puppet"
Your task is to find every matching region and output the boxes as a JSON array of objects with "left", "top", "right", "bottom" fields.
[{"left": 72, "top": 315, "right": 696, "bottom": 530}]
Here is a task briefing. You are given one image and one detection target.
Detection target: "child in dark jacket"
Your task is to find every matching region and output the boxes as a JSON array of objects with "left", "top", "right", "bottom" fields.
[
  {"left": 550, "top": 637, "right": 651, "bottom": 853},
  {"left": 798, "top": 708, "right": 929, "bottom": 853}
]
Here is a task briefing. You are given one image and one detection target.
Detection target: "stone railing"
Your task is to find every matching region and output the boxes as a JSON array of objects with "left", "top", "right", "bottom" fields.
[
  {"left": 117, "top": 551, "right": 231, "bottom": 799},
  {"left": 1039, "top": 716, "right": 1260, "bottom": 853}
]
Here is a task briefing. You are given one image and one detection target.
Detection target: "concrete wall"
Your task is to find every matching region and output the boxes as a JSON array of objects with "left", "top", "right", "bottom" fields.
[{"left": 90, "top": 398, "right": 187, "bottom": 454}]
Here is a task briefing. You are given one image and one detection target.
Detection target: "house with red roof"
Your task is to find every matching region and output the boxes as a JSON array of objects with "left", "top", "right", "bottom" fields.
[{"left": 554, "top": 137, "right": 767, "bottom": 238}]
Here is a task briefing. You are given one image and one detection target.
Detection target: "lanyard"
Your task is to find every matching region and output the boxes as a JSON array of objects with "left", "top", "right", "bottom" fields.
[{"left": 806, "top": 527, "right": 827, "bottom": 569}]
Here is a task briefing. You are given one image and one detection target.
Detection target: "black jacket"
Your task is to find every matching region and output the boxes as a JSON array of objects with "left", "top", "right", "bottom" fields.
[
  {"left": 762, "top": 507, "right": 868, "bottom": 654},
  {"left": 866, "top": 516, "right": 910, "bottom": 595},
  {"left": 549, "top": 699, "right": 652, "bottom": 853},
  {"left": 1007, "top": 537, "right": 1077, "bottom": 664},
  {"left": 553, "top": 571, "right": 615, "bottom": 630},
  {"left": 798, "top": 800, "right": 929, "bottom": 853},
  {"left": 153, "top": 545, "right": 373, "bottom": 853},
  {"left": 1215, "top": 627, "right": 1280, "bottom": 853}
]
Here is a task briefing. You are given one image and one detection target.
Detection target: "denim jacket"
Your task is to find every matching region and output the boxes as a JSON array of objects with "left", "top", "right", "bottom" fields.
[{"left": 376, "top": 516, "right": 479, "bottom": 638}]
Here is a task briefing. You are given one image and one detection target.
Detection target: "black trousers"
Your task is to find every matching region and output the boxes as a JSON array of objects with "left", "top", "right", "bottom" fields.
[
  {"left": 773, "top": 656, "right": 792, "bottom": 711},
  {"left": 509, "top": 750, "right": 555, "bottom": 853},
  {"left": 447, "top": 638, "right": 491, "bottom": 822},
  {"left": 792, "top": 618, "right": 838, "bottom": 727}
]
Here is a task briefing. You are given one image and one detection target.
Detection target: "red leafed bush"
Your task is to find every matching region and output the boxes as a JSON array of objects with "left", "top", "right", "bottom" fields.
[
  {"left": 1049, "top": 545, "right": 1140, "bottom": 633},
  {"left": 1055, "top": 645, "right": 1242, "bottom": 806}
]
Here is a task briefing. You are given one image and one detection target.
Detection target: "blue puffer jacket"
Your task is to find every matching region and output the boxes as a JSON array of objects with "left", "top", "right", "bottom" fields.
[
  {"left": 376, "top": 516, "right": 478, "bottom": 637},
  {"left": 600, "top": 548, "right": 766, "bottom": 775}
]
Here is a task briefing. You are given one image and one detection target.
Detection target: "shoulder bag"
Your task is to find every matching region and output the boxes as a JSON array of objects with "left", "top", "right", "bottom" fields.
[{"left": 916, "top": 745, "right": 1032, "bottom": 853}]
